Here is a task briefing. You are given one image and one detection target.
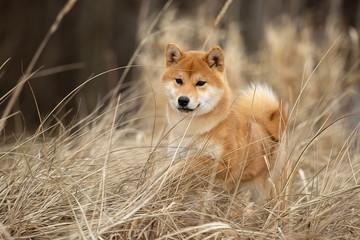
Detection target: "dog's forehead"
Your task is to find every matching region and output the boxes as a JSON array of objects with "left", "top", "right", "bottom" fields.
[
  {"left": 179, "top": 54, "right": 204, "bottom": 68},
  {"left": 176, "top": 52, "right": 211, "bottom": 76}
]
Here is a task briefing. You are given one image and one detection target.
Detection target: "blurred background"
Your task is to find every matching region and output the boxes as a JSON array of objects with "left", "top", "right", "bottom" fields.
[{"left": 0, "top": 0, "right": 359, "bottom": 135}]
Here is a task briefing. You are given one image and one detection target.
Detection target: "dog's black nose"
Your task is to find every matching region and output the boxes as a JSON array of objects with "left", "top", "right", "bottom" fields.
[{"left": 178, "top": 96, "right": 190, "bottom": 107}]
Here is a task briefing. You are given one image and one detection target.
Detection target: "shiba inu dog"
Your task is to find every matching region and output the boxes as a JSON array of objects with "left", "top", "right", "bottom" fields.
[{"left": 161, "top": 43, "right": 287, "bottom": 199}]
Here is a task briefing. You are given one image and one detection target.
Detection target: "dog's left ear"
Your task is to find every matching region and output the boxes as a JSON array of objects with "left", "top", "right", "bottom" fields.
[{"left": 205, "top": 46, "right": 224, "bottom": 72}]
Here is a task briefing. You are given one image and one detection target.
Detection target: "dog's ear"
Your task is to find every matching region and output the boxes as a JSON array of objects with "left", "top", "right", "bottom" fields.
[
  {"left": 205, "top": 46, "right": 224, "bottom": 72},
  {"left": 165, "top": 43, "right": 185, "bottom": 67}
]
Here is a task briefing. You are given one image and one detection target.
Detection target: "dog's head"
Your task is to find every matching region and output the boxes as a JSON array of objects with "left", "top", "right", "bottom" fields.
[{"left": 161, "top": 43, "right": 229, "bottom": 116}]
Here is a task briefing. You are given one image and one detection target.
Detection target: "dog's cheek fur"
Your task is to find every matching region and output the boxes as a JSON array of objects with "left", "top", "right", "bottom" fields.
[
  {"left": 163, "top": 81, "right": 178, "bottom": 110},
  {"left": 197, "top": 86, "right": 224, "bottom": 115}
]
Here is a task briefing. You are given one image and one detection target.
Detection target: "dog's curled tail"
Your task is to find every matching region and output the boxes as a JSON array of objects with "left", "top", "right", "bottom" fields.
[{"left": 237, "top": 84, "right": 287, "bottom": 141}]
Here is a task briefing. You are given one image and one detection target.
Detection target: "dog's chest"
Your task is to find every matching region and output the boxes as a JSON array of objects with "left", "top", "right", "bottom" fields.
[{"left": 167, "top": 132, "right": 223, "bottom": 161}]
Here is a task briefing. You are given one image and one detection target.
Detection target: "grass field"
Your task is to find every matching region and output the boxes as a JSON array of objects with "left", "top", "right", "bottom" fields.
[{"left": 1, "top": 1, "right": 359, "bottom": 239}]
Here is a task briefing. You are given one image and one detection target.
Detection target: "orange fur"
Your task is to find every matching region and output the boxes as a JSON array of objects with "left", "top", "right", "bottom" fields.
[{"left": 161, "top": 43, "right": 287, "bottom": 200}]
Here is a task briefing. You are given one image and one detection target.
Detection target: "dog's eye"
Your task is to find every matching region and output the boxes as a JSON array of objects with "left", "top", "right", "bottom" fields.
[
  {"left": 196, "top": 80, "right": 206, "bottom": 86},
  {"left": 175, "top": 78, "right": 183, "bottom": 85}
]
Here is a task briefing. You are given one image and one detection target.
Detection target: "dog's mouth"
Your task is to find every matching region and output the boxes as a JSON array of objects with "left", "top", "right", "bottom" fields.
[
  {"left": 178, "top": 107, "right": 194, "bottom": 113},
  {"left": 177, "top": 104, "right": 200, "bottom": 113}
]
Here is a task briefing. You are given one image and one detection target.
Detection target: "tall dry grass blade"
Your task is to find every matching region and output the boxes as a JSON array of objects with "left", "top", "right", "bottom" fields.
[
  {"left": 34, "top": 66, "right": 131, "bottom": 132},
  {"left": 65, "top": 193, "right": 87, "bottom": 239},
  {"left": 157, "top": 222, "right": 232, "bottom": 240},
  {"left": 0, "top": 0, "right": 78, "bottom": 134},
  {"left": 287, "top": 34, "right": 342, "bottom": 121},
  {"left": 32, "top": 63, "right": 85, "bottom": 79},
  {"left": 0, "top": 69, "right": 40, "bottom": 107},
  {"left": 214, "top": 0, "right": 233, "bottom": 27},
  {"left": 96, "top": 95, "right": 120, "bottom": 232},
  {"left": 115, "top": 0, "right": 173, "bottom": 96},
  {"left": 0, "top": 58, "right": 11, "bottom": 70},
  {"left": 202, "top": 0, "right": 233, "bottom": 50},
  {"left": 68, "top": 191, "right": 96, "bottom": 240}
]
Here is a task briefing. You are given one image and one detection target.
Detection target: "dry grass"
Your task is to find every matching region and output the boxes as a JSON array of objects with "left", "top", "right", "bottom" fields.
[{"left": 1, "top": 1, "right": 360, "bottom": 239}]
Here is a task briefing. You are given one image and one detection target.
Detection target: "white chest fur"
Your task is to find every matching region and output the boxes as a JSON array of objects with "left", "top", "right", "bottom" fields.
[{"left": 167, "top": 121, "right": 223, "bottom": 162}]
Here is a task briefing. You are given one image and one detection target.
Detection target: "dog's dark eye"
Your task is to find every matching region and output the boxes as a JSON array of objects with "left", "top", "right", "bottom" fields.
[
  {"left": 175, "top": 78, "right": 183, "bottom": 85},
  {"left": 196, "top": 80, "right": 206, "bottom": 86}
]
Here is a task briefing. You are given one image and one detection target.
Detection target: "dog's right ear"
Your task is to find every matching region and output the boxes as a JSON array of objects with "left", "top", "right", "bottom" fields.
[{"left": 165, "top": 43, "right": 185, "bottom": 67}]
